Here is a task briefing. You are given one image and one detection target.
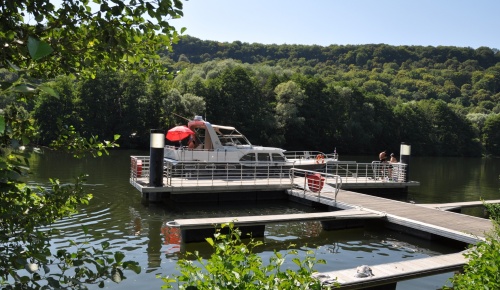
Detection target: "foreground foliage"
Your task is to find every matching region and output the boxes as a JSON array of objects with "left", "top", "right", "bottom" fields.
[
  {"left": 160, "top": 223, "right": 329, "bottom": 290},
  {"left": 1, "top": 0, "right": 185, "bottom": 288},
  {"left": 1, "top": 0, "right": 184, "bottom": 79},
  {"left": 448, "top": 202, "right": 500, "bottom": 289}
]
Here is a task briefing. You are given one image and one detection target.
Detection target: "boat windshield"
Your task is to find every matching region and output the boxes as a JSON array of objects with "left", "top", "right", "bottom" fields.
[{"left": 213, "top": 125, "right": 251, "bottom": 146}]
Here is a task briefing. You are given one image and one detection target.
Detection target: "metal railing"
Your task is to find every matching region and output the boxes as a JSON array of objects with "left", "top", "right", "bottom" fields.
[
  {"left": 162, "top": 160, "right": 292, "bottom": 187},
  {"left": 325, "top": 161, "right": 407, "bottom": 183},
  {"left": 130, "top": 156, "right": 150, "bottom": 180},
  {"left": 290, "top": 168, "right": 342, "bottom": 202},
  {"left": 130, "top": 156, "right": 408, "bottom": 189},
  {"left": 284, "top": 151, "right": 338, "bottom": 161}
]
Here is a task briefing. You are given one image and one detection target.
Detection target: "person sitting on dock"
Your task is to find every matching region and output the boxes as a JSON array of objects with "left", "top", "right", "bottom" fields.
[
  {"left": 390, "top": 153, "right": 397, "bottom": 163},
  {"left": 378, "top": 150, "right": 388, "bottom": 180},
  {"left": 388, "top": 153, "right": 398, "bottom": 180},
  {"left": 379, "top": 150, "right": 387, "bottom": 162}
]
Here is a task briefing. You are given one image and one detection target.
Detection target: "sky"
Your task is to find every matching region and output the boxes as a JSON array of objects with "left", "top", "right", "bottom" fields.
[{"left": 171, "top": 0, "right": 500, "bottom": 49}]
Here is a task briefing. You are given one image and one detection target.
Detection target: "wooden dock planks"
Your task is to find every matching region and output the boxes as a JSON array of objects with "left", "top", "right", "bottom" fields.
[
  {"left": 418, "top": 200, "right": 500, "bottom": 211},
  {"left": 174, "top": 209, "right": 384, "bottom": 230},
  {"left": 302, "top": 189, "right": 493, "bottom": 243},
  {"left": 314, "top": 252, "right": 466, "bottom": 289}
]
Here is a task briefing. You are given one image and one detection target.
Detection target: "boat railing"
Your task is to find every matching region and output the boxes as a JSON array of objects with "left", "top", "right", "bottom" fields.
[
  {"left": 290, "top": 168, "right": 342, "bottom": 202},
  {"left": 326, "top": 161, "right": 407, "bottom": 183},
  {"left": 162, "top": 160, "right": 293, "bottom": 187},
  {"left": 165, "top": 146, "right": 248, "bottom": 162},
  {"left": 284, "top": 151, "right": 338, "bottom": 161}
]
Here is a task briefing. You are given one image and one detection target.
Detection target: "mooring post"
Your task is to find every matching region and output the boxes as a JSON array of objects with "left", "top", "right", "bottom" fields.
[
  {"left": 400, "top": 142, "right": 411, "bottom": 183},
  {"left": 149, "top": 129, "right": 165, "bottom": 187}
]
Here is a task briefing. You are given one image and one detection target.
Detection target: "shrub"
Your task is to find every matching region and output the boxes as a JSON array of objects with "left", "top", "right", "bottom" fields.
[
  {"left": 160, "top": 222, "right": 330, "bottom": 289},
  {"left": 447, "top": 202, "right": 500, "bottom": 289}
]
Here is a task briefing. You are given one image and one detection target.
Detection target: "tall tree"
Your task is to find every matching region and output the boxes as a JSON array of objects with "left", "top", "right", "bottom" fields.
[
  {"left": 205, "top": 66, "right": 263, "bottom": 143},
  {"left": 483, "top": 114, "right": 500, "bottom": 156},
  {"left": 274, "top": 81, "right": 307, "bottom": 150}
]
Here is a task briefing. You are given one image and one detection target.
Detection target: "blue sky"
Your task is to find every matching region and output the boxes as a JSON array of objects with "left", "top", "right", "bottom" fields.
[{"left": 171, "top": 0, "right": 500, "bottom": 49}]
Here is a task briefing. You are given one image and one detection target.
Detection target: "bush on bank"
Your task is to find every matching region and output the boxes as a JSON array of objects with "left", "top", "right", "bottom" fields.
[
  {"left": 160, "top": 222, "right": 331, "bottom": 290},
  {"left": 447, "top": 202, "right": 500, "bottom": 289}
]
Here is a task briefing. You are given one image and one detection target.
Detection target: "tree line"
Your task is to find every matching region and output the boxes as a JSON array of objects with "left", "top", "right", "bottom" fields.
[
  {"left": 4, "top": 38, "right": 500, "bottom": 157},
  {"left": 19, "top": 54, "right": 500, "bottom": 156}
]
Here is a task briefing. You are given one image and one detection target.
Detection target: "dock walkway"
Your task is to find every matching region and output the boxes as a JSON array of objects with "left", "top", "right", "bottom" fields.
[
  {"left": 288, "top": 188, "right": 492, "bottom": 289},
  {"left": 418, "top": 200, "right": 500, "bottom": 211},
  {"left": 174, "top": 209, "right": 384, "bottom": 230},
  {"left": 172, "top": 209, "right": 384, "bottom": 243},
  {"left": 313, "top": 252, "right": 467, "bottom": 289},
  {"left": 290, "top": 188, "right": 492, "bottom": 244}
]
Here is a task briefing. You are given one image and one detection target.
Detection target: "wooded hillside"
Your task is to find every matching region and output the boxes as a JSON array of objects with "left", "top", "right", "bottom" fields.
[{"left": 5, "top": 35, "right": 500, "bottom": 156}]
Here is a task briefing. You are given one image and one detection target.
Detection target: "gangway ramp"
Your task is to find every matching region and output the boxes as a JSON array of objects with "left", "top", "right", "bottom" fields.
[{"left": 289, "top": 188, "right": 492, "bottom": 244}]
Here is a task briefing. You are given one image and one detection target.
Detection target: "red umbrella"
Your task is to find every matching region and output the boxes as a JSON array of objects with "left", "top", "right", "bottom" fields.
[{"left": 166, "top": 125, "right": 195, "bottom": 142}]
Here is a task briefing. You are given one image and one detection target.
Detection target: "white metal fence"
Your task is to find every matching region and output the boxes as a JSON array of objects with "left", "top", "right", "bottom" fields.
[
  {"left": 326, "top": 161, "right": 407, "bottom": 183},
  {"left": 290, "top": 168, "right": 342, "bottom": 202},
  {"left": 130, "top": 156, "right": 407, "bottom": 188},
  {"left": 130, "top": 156, "right": 149, "bottom": 180}
]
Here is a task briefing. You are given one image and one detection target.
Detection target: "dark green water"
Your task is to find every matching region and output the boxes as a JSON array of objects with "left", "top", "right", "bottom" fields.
[{"left": 28, "top": 150, "right": 500, "bottom": 289}]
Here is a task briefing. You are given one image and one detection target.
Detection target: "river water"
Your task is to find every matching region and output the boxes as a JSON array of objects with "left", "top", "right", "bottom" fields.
[{"left": 28, "top": 150, "right": 500, "bottom": 289}]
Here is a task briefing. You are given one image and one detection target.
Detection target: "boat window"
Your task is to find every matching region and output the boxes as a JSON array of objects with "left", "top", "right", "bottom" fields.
[
  {"left": 257, "top": 153, "right": 270, "bottom": 162},
  {"left": 240, "top": 153, "right": 256, "bottom": 162},
  {"left": 271, "top": 153, "right": 286, "bottom": 162}
]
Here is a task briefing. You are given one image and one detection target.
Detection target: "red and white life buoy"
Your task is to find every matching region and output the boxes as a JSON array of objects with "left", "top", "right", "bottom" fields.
[
  {"left": 132, "top": 158, "right": 143, "bottom": 177},
  {"left": 315, "top": 154, "right": 325, "bottom": 164}
]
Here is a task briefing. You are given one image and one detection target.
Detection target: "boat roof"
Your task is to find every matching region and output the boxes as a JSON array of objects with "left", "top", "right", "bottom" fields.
[{"left": 212, "top": 125, "right": 236, "bottom": 131}]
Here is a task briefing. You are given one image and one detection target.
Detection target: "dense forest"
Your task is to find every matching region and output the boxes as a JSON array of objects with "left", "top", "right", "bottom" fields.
[{"left": 3, "top": 35, "right": 500, "bottom": 156}]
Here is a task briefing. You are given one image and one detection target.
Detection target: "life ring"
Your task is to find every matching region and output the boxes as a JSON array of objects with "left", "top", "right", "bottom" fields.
[
  {"left": 315, "top": 154, "right": 325, "bottom": 164},
  {"left": 136, "top": 160, "right": 142, "bottom": 177},
  {"left": 131, "top": 158, "right": 142, "bottom": 177}
]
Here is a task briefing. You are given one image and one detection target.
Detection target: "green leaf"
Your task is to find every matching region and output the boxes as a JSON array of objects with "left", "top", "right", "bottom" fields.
[
  {"left": 0, "top": 115, "right": 5, "bottom": 134},
  {"left": 114, "top": 252, "right": 125, "bottom": 263},
  {"left": 28, "top": 36, "right": 54, "bottom": 61},
  {"left": 6, "top": 60, "right": 20, "bottom": 71},
  {"left": 82, "top": 224, "right": 89, "bottom": 235},
  {"left": 123, "top": 261, "right": 142, "bottom": 274},
  {"left": 12, "top": 84, "right": 36, "bottom": 93},
  {"left": 38, "top": 84, "right": 60, "bottom": 98}
]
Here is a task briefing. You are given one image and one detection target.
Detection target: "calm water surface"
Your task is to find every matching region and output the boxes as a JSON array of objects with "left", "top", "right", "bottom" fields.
[{"left": 29, "top": 150, "right": 500, "bottom": 289}]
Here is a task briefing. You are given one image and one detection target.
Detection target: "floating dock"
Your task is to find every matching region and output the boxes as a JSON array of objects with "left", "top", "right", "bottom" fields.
[
  {"left": 173, "top": 209, "right": 384, "bottom": 242},
  {"left": 291, "top": 187, "right": 491, "bottom": 244},
  {"left": 312, "top": 252, "right": 467, "bottom": 289},
  {"left": 129, "top": 156, "right": 419, "bottom": 200},
  {"left": 129, "top": 156, "right": 497, "bottom": 289},
  {"left": 165, "top": 187, "right": 494, "bottom": 289}
]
